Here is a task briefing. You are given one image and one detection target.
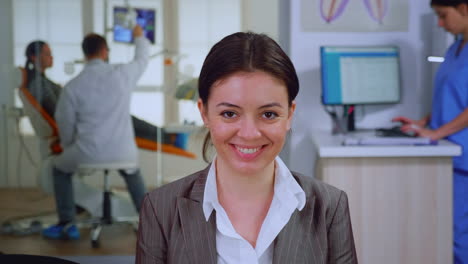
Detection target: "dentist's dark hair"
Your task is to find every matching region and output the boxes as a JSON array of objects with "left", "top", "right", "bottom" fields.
[
  {"left": 198, "top": 32, "right": 299, "bottom": 162},
  {"left": 82, "top": 33, "right": 108, "bottom": 57}
]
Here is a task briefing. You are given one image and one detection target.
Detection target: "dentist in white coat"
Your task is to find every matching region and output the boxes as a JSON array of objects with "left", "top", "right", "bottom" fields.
[{"left": 42, "top": 25, "right": 149, "bottom": 240}]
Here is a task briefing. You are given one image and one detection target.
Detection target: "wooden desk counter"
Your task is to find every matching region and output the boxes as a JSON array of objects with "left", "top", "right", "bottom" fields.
[{"left": 312, "top": 130, "right": 461, "bottom": 264}]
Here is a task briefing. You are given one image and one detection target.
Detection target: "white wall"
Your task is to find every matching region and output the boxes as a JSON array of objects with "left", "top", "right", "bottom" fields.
[
  {"left": 288, "top": 1, "right": 435, "bottom": 176},
  {"left": 242, "top": 0, "right": 279, "bottom": 41}
]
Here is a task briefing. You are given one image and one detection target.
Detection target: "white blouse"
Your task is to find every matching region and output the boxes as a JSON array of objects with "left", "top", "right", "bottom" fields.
[{"left": 202, "top": 156, "right": 306, "bottom": 264}]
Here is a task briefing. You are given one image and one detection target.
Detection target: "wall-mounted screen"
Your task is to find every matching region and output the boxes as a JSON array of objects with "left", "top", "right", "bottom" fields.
[
  {"left": 113, "top": 6, "right": 156, "bottom": 44},
  {"left": 321, "top": 46, "right": 401, "bottom": 105}
]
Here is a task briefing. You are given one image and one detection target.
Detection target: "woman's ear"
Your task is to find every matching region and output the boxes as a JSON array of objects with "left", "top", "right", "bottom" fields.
[
  {"left": 287, "top": 100, "right": 296, "bottom": 130},
  {"left": 197, "top": 99, "right": 209, "bottom": 127}
]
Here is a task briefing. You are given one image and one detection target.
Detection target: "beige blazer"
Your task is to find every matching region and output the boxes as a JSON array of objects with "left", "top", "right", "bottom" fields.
[{"left": 136, "top": 166, "right": 357, "bottom": 264}]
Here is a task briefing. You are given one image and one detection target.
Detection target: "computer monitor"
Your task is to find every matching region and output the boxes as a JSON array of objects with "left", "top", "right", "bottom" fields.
[
  {"left": 113, "top": 6, "right": 156, "bottom": 44},
  {"left": 320, "top": 46, "right": 401, "bottom": 105}
]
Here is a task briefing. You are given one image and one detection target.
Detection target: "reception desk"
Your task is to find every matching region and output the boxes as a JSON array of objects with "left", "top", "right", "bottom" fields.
[{"left": 312, "top": 130, "right": 461, "bottom": 264}]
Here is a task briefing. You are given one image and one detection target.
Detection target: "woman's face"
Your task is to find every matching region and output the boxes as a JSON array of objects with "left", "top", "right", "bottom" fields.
[
  {"left": 433, "top": 5, "right": 468, "bottom": 35},
  {"left": 33, "top": 44, "right": 53, "bottom": 70},
  {"left": 198, "top": 71, "right": 296, "bottom": 175}
]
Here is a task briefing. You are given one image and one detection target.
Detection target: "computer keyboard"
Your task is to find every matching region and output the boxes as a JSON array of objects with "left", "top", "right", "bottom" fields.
[{"left": 375, "top": 126, "right": 416, "bottom": 138}]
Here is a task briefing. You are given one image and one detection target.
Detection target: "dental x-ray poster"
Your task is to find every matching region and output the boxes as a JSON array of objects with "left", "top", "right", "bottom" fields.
[{"left": 301, "top": 0, "right": 409, "bottom": 32}]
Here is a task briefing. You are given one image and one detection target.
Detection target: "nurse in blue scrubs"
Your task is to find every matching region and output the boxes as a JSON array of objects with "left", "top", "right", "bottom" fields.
[{"left": 393, "top": 0, "right": 468, "bottom": 262}]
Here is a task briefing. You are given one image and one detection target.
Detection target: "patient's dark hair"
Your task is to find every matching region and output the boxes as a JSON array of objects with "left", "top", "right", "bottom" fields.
[
  {"left": 24, "top": 40, "right": 47, "bottom": 85},
  {"left": 431, "top": 0, "right": 468, "bottom": 6},
  {"left": 82, "top": 33, "right": 108, "bottom": 57},
  {"left": 198, "top": 32, "right": 299, "bottom": 162}
]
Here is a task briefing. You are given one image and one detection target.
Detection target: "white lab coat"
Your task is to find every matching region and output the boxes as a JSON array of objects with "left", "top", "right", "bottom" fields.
[{"left": 54, "top": 37, "right": 150, "bottom": 173}]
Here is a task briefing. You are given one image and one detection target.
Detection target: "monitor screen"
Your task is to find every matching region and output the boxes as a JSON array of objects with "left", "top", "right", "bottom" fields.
[
  {"left": 321, "top": 46, "right": 400, "bottom": 105},
  {"left": 113, "top": 6, "right": 156, "bottom": 44}
]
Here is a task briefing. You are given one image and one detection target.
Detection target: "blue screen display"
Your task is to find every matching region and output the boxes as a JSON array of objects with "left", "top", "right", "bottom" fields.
[
  {"left": 321, "top": 46, "right": 400, "bottom": 105},
  {"left": 113, "top": 7, "right": 155, "bottom": 44}
]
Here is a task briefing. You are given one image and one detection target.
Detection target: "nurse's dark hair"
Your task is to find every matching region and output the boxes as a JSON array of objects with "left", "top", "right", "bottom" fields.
[
  {"left": 82, "top": 33, "right": 108, "bottom": 57},
  {"left": 198, "top": 31, "right": 299, "bottom": 162},
  {"left": 24, "top": 40, "right": 47, "bottom": 85},
  {"left": 431, "top": 0, "right": 468, "bottom": 6}
]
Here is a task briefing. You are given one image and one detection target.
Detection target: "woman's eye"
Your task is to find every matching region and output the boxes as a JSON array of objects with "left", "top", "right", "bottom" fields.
[
  {"left": 221, "top": 111, "right": 237, "bottom": 118},
  {"left": 263, "top": 111, "right": 278, "bottom": 120}
]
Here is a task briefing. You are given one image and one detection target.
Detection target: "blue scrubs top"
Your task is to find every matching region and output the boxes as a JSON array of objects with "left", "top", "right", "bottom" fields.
[{"left": 430, "top": 39, "right": 468, "bottom": 171}]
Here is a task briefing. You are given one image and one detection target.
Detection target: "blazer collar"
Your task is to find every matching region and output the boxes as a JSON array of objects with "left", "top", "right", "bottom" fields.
[{"left": 188, "top": 164, "right": 210, "bottom": 203}]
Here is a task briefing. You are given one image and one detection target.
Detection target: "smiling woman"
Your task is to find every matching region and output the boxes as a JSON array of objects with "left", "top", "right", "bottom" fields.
[{"left": 136, "top": 32, "right": 358, "bottom": 264}]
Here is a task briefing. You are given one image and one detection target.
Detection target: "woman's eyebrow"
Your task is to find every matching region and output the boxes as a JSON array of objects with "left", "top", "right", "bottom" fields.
[
  {"left": 259, "top": 102, "right": 283, "bottom": 109},
  {"left": 216, "top": 102, "right": 240, "bottom": 108},
  {"left": 215, "top": 102, "right": 284, "bottom": 109}
]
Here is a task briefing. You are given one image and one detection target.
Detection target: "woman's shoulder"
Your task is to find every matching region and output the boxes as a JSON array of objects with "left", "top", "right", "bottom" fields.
[{"left": 145, "top": 166, "right": 210, "bottom": 202}]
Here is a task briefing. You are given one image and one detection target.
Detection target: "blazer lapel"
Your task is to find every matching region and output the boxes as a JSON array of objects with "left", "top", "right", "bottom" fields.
[
  {"left": 177, "top": 167, "right": 217, "bottom": 264},
  {"left": 273, "top": 195, "right": 318, "bottom": 263}
]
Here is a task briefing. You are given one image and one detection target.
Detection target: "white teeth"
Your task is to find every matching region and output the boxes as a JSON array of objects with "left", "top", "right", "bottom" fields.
[{"left": 236, "top": 146, "right": 261, "bottom": 154}]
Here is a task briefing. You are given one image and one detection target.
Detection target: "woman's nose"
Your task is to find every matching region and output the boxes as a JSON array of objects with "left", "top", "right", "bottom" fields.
[{"left": 237, "top": 117, "right": 261, "bottom": 140}]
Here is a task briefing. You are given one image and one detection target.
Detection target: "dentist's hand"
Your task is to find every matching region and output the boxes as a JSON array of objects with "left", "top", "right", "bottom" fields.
[{"left": 133, "top": 25, "right": 143, "bottom": 38}]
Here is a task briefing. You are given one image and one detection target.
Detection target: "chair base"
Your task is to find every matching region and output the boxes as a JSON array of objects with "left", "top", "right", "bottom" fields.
[
  {"left": 77, "top": 163, "right": 138, "bottom": 248},
  {"left": 87, "top": 204, "right": 138, "bottom": 248}
]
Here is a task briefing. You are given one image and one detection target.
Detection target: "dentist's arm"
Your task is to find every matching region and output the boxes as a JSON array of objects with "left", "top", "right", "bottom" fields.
[{"left": 120, "top": 25, "right": 150, "bottom": 85}]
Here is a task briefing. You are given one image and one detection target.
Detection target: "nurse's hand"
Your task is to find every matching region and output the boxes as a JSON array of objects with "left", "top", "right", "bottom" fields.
[
  {"left": 392, "top": 116, "right": 427, "bottom": 127},
  {"left": 401, "top": 124, "right": 440, "bottom": 140}
]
